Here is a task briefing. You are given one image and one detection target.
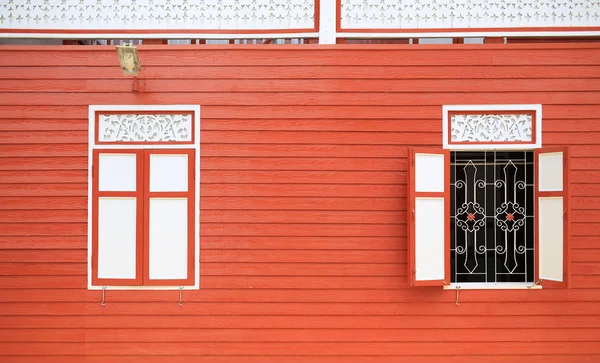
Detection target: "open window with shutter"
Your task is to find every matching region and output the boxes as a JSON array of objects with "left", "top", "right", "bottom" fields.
[{"left": 408, "top": 147, "right": 570, "bottom": 289}]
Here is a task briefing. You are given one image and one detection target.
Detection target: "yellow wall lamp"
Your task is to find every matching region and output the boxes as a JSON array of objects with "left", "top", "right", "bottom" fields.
[
  {"left": 116, "top": 43, "right": 144, "bottom": 92},
  {"left": 117, "top": 43, "right": 142, "bottom": 76}
]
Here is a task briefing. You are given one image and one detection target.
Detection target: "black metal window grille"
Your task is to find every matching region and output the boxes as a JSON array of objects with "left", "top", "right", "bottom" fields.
[{"left": 450, "top": 151, "right": 534, "bottom": 283}]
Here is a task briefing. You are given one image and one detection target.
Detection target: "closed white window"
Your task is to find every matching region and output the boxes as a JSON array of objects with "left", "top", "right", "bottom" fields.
[
  {"left": 91, "top": 149, "right": 196, "bottom": 287},
  {"left": 88, "top": 105, "right": 200, "bottom": 290}
]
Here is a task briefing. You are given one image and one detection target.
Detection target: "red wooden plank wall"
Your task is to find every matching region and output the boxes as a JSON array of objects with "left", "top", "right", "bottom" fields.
[{"left": 0, "top": 44, "right": 600, "bottom": 362}]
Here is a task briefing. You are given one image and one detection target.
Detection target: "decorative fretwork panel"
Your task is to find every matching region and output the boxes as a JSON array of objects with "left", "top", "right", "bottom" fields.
[
  {"left": 98, "top": 113, "right": 192, "bottom": 143},
  {"left": 450, "top": 151, "right": 534, "bottom": 284},
  {"left": 0, "top": 0, "right": 316, "bottom": 31},
  {"left": 451, "top": 114, "right": 533, "bottom": 143},
  {"left": 341, "top": 0, "right": 600, "bottom": 29}
]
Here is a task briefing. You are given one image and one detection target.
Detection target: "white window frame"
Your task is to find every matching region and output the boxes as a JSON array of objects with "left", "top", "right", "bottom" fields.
[{"left": 87, "top": 105, "right": 201, "bottom": 291}]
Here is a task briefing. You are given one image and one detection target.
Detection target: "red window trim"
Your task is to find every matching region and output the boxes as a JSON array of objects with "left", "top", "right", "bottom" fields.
[
  {"left": 92, "top": 148, "right": 196, "bottom": 287},
  {"left": 95, "top": 110, "right": 196, "bottom": 145}
]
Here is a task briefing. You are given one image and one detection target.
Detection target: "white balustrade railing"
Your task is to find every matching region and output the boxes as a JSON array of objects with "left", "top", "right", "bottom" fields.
[
  {"left": 0, "top": 0, "right": 318, "bottom": 37},
  {"left": 0, "top": 0, "right": 598, "bottom": 41},
  {"left": 340, "top": 0, "right": 600, "bottom": 34}
]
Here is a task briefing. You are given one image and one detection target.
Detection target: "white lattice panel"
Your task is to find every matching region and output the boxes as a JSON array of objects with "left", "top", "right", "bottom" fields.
[
  {"left": 98, "top": 113, "right": 192, "bottom": 143},
  {"left": 451, "top": 114, "right": 533, "bottom": 143},
  {"left": 0, "top": 0, "right": 315, "bottom": 31},
  {"left": 341, "top": 0, "right": 600, "bottom": 29}
]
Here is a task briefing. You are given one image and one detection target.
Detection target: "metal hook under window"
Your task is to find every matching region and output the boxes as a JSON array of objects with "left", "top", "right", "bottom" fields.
[
  {"left": 527, "top": 279, "right": 542, "bottom": 289},
  {"left": 101, "top": 287, "right": 106, "bottom": 306},
  {"left": 178, "top": 287, "right": 183, "bottom": 306},
  {"left": 455, "top": 286, "right": 460, "bottom": 305}
]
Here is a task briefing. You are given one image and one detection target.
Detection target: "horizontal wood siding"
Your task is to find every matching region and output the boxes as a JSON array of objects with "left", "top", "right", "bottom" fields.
[{"left": 0, "top": 43, "right": 599, "bottom": 361}]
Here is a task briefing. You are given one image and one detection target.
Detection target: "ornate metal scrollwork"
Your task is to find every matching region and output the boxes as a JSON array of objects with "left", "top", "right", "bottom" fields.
[{"left": 451, "top": 151, "right": 534, "bottom": 283}]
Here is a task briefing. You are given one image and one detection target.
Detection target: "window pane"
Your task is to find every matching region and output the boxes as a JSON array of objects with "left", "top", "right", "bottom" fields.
[
  {"left": 451, "top": 151, "right": 534, "bottom": 283},
  {"left": 415, "top": 153, "right": 444, "bottom": 192},
  {"left": 148, "top": 198, "right": 189, "bottom": 280},
  {"left": 539, "top": 152, "right": 563, "bottom": 191},
  {"left": 97, "top": 197, "right": 137, "bottom": 279},
  {"left": 99, "top": 153, "right": 137, "bottom": 192},
  {"left": 149, "top": 154, "right": 188, "bottom": 192}
]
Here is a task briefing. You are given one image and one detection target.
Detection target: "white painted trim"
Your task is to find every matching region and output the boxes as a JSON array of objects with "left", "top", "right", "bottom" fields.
[
  {"left": 337, "top": 31, "right": 600, "bottom": 38},
  {"left": 4, "top": 30, "right": 598, "bottom": 40},
  {"left": 319, "top": 0, "right": 336, "bottom": 44},
  {"left": 88, "top": 285, "right": 199, "bottom": 291},
  {"left": 88, "top": 104, "right": 201, "bottom": 291},
  {"left": 445, "top": 283, "right": 542, "bottom": 290},
  {"left": 442, "top": 104, "right": 542, "bottom": 150},
  {"left": 91, "top": 105, "right": 201, "bottom": 112},
  {"left": 0, "top": 32, "right": 319, "bottom": 40}
]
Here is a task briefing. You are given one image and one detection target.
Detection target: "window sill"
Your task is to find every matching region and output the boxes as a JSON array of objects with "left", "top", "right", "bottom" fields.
[
  {"left": 89, "top": 285, "right": 198, "bottom": 291},
  {"left": 444, "top": 282, "right": 541, "bottom": 290}
]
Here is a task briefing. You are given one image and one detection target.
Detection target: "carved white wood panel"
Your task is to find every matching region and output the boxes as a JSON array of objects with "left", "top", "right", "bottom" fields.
[
  {"left": 451, "top": 114, "right": 533, "bottom": 143},
  {"left": 0, "top": 0, "right": 316, "bottom": 31},
  {"left": 98, "top": 113, "right": 192, "bottom": 143},
  {"left": 341, "top": 0, "right": 600, "bottom": 30},
  {"left": 443, "top": 105, "right": 542, "bottom": 150}
]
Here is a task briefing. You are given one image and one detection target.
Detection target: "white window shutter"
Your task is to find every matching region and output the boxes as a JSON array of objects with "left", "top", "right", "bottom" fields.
[
  {"left": 408, "top": 149, "right": 450, "bottom": 286},
  {"left": 145, "top": 151, "right": 194, "bottom": 284},
  {"left": 93, "top": 150, "right": 143, "bottom": 285},
  {"left": 536, "top": 148, "right": 569, "bottom": 288}
]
